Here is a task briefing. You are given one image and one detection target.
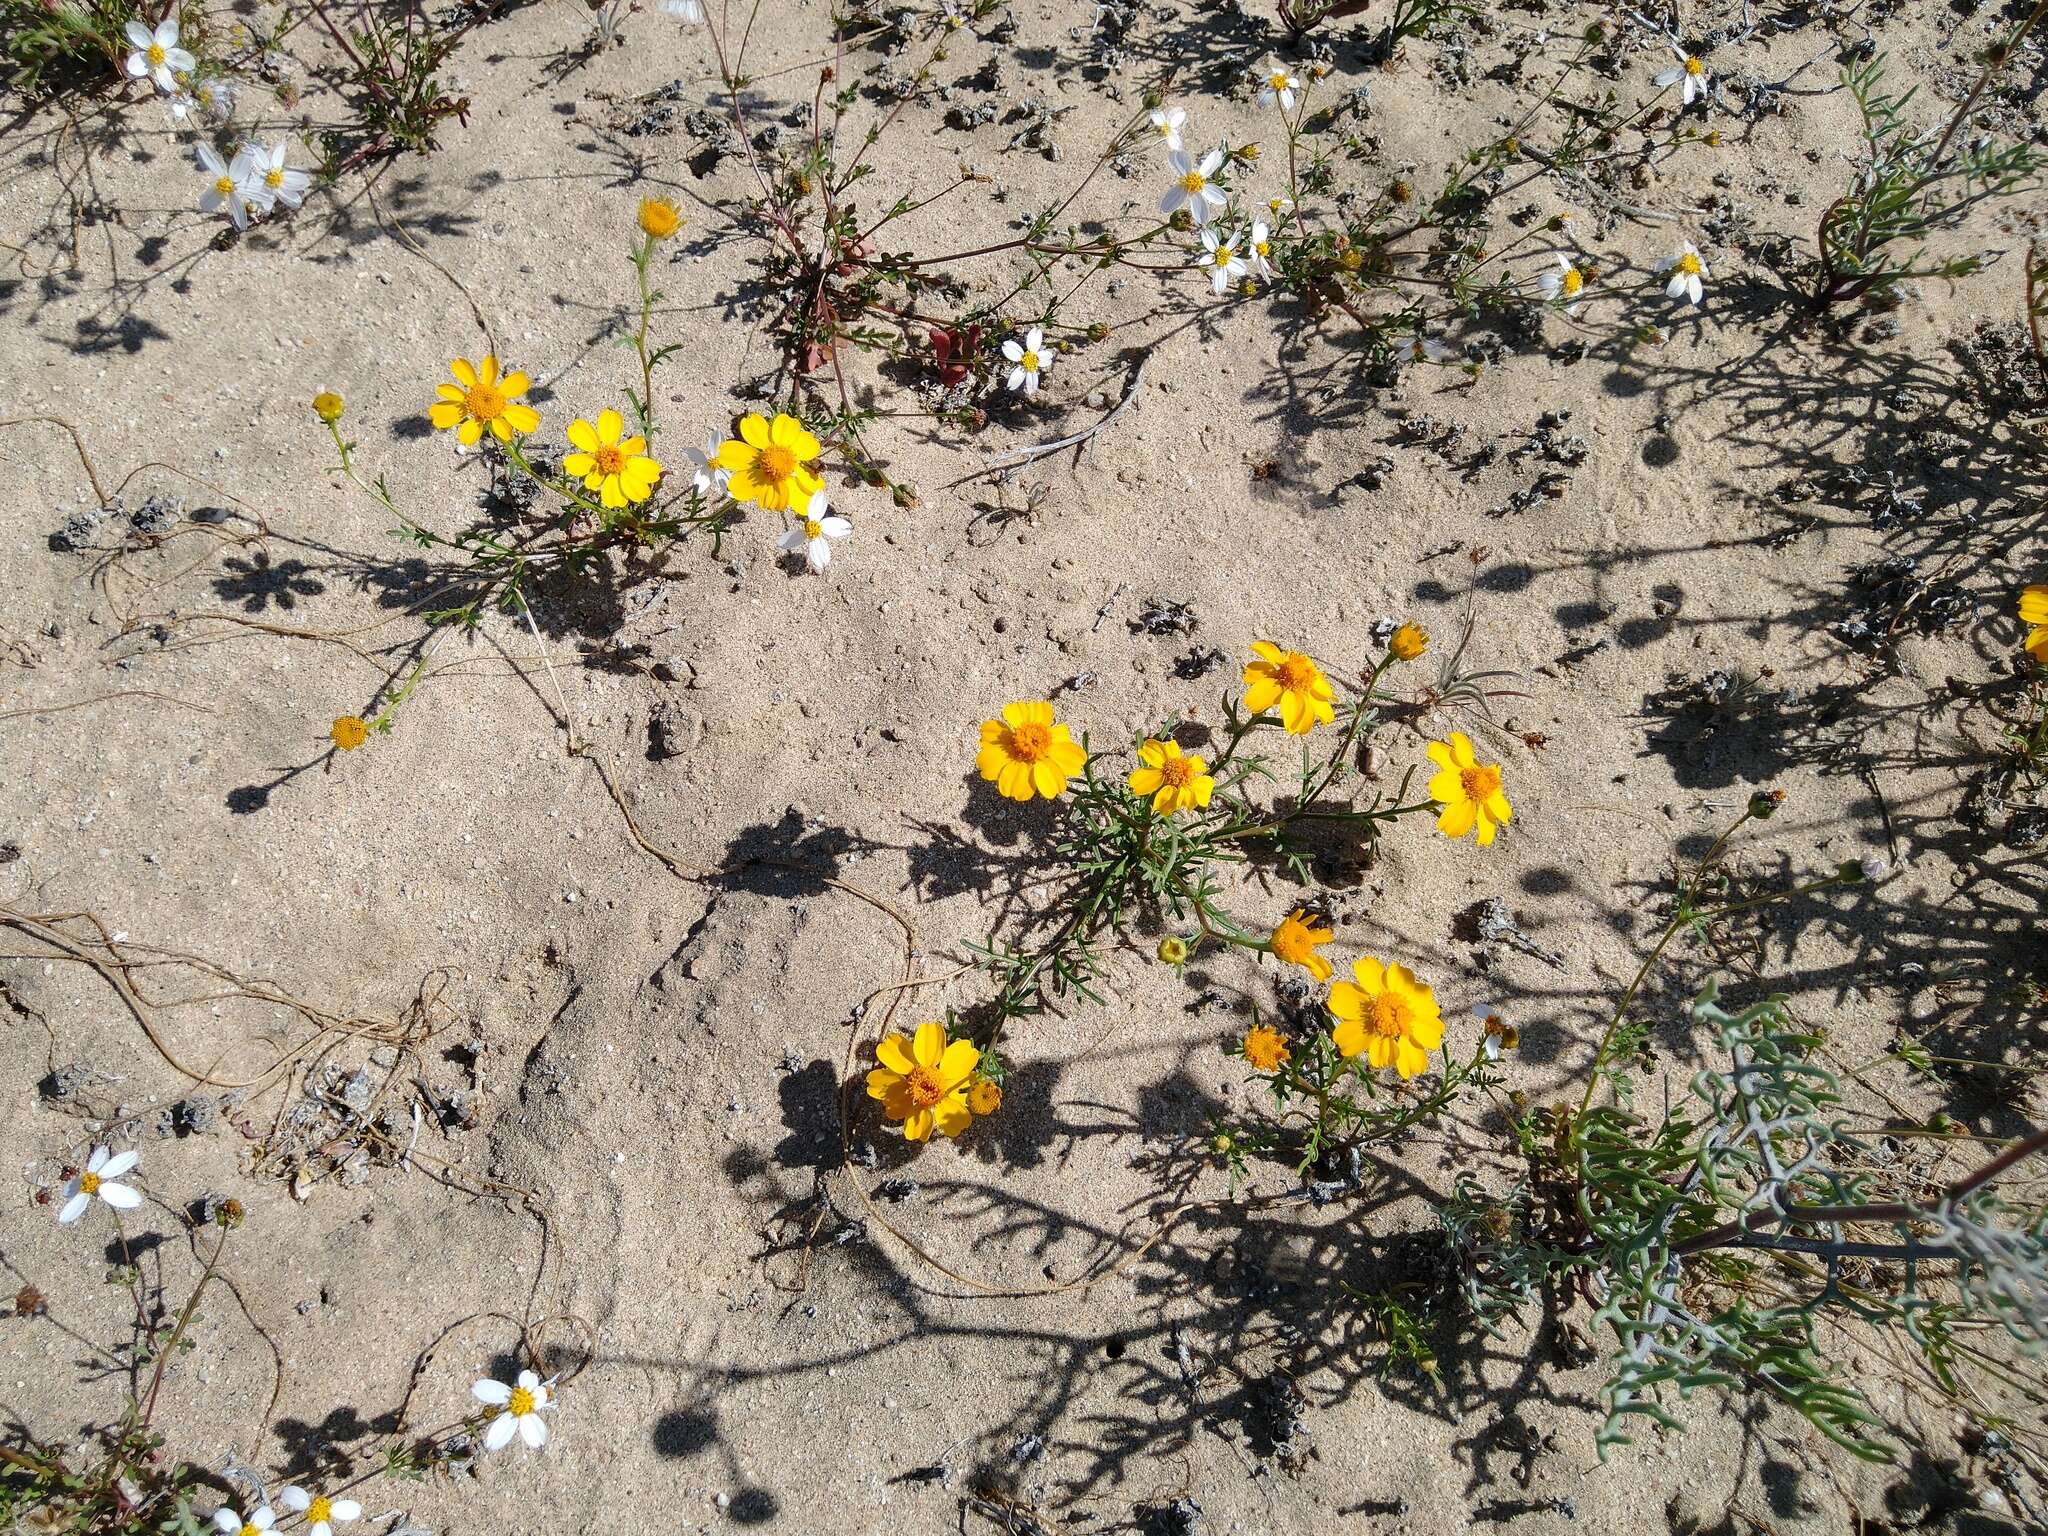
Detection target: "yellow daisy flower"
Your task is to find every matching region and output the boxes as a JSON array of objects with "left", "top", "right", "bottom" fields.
[
  {"left": 1388, "top": 622, "right": 1428, "bottom": 661},
  {"left": 638, "top": 196, "right": 681, "bottom": 240},
  {"left": 714, "top": 411, "right": 824, "bottom": 513},
  {"left": 1328, "top": 957, "right": 1444, "bottom": 1079},
  {"left": 1242, "top": 1024, "right": 1290, "bottom": 1072},
  {"left": 1128, "top": 738, "right": 1214, "bottom": 814},
  {"left": 1269, "top": 909, "right": 1333, "bottom": 981},
  {"left": 427, "top": 356, "right": 540, "bottom": 446},
  {"left": 2022, "top": 585, "right": 2048, "bottom": 664},
  {"left": 1426, "top": 731, "right": 1512, "bottom": 846},
  {"left": 564, "top": 409, "right": 662, "bottom": 510},
  {"left": 329, "top": 715, "right": 368, "bottom": 751},
  {"left": 1242, "top": 642, "right": 1335, "bottom": 734},
  {"left": 866, "top": 1021, "right": 980, "bottom": 1142},
  {"left": 312, "top": 391, "right": 344, "bottom": 424},
  {"left": 977, "top": 700, "right": 1089, "bottom": 801}
]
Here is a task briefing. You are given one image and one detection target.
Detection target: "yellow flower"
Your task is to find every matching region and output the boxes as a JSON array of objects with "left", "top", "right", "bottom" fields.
[
  {"left": 1389, "top": 623, "right": 1428, "bottom": 661},
  {"left": 1328, "top": 957, "right": 1444, "bottom": 1078},
  {"left": 329, "top": 715, "right": 368, "bottom": 751},
  {"left": 1269, "top": 909, "right": 1333, "bottom": 981},
  {"left": 1242, "top": 642, "right": 1334, "bottom": 734},
  {"left": 312, "top": 391, "right": 344, "bottom": 424},
  {"left": 564, "top": 408, "right": 662, "bottom": 510},
  {"left": 2022, "top": 586, "right": 2048, "bottom": 664},
  {"left": 967, "top": 1079, "right": 1002, "bottom": 1116},
  {"left": 714, "top": 411, "right": 824, "bottom": 513},
  {"left": 1157, "top": 936, "right": 1190, "bottom": 966},
  {"left": 427, "top": 356, "right": 541, "bottom": 446},
  {"left": 977, "top": 700, "right": 1088, "bottom": 801},
  {"left": 1128, "top": 738, "right": 1214, "bottom": 814},
  {"left": 1242, "top": 1024, "right": 1290, "bottom": 1072},
  {"left": 1426, "top": 731, "right": 1512, "bottom": 846},
  {"left": 637, "top": 196, "right": 681, "bottom": 240},
  {"left": 865, "top": 1021, "right": 980, "bottom": 1141}
]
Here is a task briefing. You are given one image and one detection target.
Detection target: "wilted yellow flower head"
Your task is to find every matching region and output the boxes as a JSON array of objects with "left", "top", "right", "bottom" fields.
[
  {"left": 329, "top": 715, "right": 368, "bottom": 751},
  {"left": 1242, "top": 643, "right": 1334, "bottom": 734},
  {"left": 1128, "top": 738, "right": 1214, "bottom": 815},
  {"left": 1242, "top": 1024, "right": 1290, "bottom": 1072},
  {"left": 1269, "top": 909, "right": 1333, "bottom": 981},
  {"left": 1328, "top": 957, "right": 1443, "bottom": 1078},
  {"left": 866, "top": 1021, "right": 980, "bottom": 1142},
  {"left": 1389, "top": 623, "right": 1428, "bottom": 661},
  {"left": 637, "top": 196, "right": 681, "bottom": 240},
  {"left": 977, "top": 700, "right": 1088, "bottom": 801},
  {"left": 967, "top": 1079, "right": 1002, "bottom": 1116},
  {"left": 312, "top": 391, "right": 344, "bottom": 424},
  {"left": 1426, "top": 731, "right": 1512, "bottom": 846}
]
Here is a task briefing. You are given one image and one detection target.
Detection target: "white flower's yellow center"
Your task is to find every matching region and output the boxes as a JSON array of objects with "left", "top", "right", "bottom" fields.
[
  {"left": 213, "top": 175, "right": 235, "bottom": 198},
  {"left": 265, "top": 167, "right": 284, "bottom": 189},
  {"left": 507, "top": 1386, "right": 536, "bottom": 1416},
  {"left": 755, "top": 443, "right": 796, "bottom": 486},
  {"left": 593, "top": 442, "right": 626, "bottom": 476},
  {"left": 1020, "top": 349, "right": 1039, "bottom": 372},
  {"left": 1677, "top": 252, "right": 1702, "bottom": 276},
  {"left": 1684, "top": 55, "right": 1704, "bottom": 76},
  {"left": 1269, "top": 72, "right": 1289, "bottom": 89},
  {"left": 1255, "top": 240, "right": 1270, "bottom": 257},
  {"left": 802, "top": 518, "right": 823, "bottom": 539},
  {"left": 1180, "top": 170, "right": 1206, "bottom": 195},
  {"left": 148, "top": 42, "right": 166, "bottom": 64},
  {"left": 1560, "top": 267, "right": 1583, "bottom": 295},
  {"left": 239, "top": 1524, "right": 261, "bottom": 1536},
  {"left": 1213, "top": 249, "right": 1232, "bottom": 268},
  {"left": 464, "top": 383, "right": 506, "bottom": 421},
  {"left": 1154, "top": 116, "right": 1173, "bottom": 136},
  {"left": 906, "top": 1065, "right": 946, "bottom": 1108},
  {"left": 79, "top": 1171, "right": 101, "bottom": 1195},
  {"left": 1460, "top": 764, "right": 1501, "bottom": 801},
  {"left": 305, "top": 1497, "right": 333, "bottom": 1524}
]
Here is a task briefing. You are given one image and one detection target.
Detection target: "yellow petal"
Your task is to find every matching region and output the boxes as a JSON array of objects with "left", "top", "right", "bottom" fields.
[
  {"left": 1331, "top": 1019, "right": 1364, "bottom": 1059},
  {"left": 499, "top": 370, "right": 531, "bottom": 399},
  {"left": 563, "top": 452, "right": 596, "bottom": 478},
  {"left": 503, "top": 404, "right": 540, "bottom": 435},
  {"left": 429, "top": 402, "right": 465, "bottom": 429},
  {"left": 903, "top": 1109, "right": 934, "bottom": 1142},
  {"left": 1129, "top": 768, "right": 1163, "bottom": 795},
  {"left": 875, "top": 1034, "right": 916, "bottom": 1075},
  {"left": 998, "top": 760, "right": 1033, "bottom": 800},
  {"left": 1439, "top": 799, "right": 1478, "bottom": 839},
  {"left": 448, "top": 357, "right": 477, "bottom": 388},
  {"left": 912, "top": 1021, "right": 946, "bottom": 1069},
  {"left": 597, "top": 408, "right": 623, "bottom": 445},
  {"left": 457, "top": 417, "right": 483, "bottom": 446},
  {"left": 1031, "top": 760, "right": 1065, "bottom": 798},
  {"left": 932, "top": 1095, "right": 973, "bottom": 1138},
  {"left": 937, "top": 1039, "right": 980, "bottom": 1087},
  {"left": 567, "top": 418, "right": 599, "bottom": 453},
  {"left": 738, "top": 413, "right": 770, "bottom": 448}
]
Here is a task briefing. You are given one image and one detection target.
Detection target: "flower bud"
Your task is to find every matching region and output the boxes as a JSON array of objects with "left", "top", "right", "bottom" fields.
[
  {"left": 312, "top": 391, "right": 345, "bottom": 424},
  {"left": 1748, "top": 788, "right": 1785, "bottom": 820},
  {"left": 1157, "top": 936, "right": 1190, "bottom": 967}
]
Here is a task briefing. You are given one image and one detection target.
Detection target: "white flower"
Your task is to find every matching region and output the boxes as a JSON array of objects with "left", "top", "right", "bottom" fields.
[
  {"left": 1148, "top": 106, "right": 1186, "bottom": 152},
  {"left": 1653, "top": 45, "right": 1710, "bottom": 107},
  {"left": 124, "top": 17, "right": 194, "bottom": 94},
  {"left": 1002, "top": 326, "right": 1050, "bottom": 396},
  {"left": 246, "top": 140, "right": 311, "bottom": 210},
  {"left": 1535, "top": 253, "right": 1585, "bottom": 314},
  {"left": 474, "top": 1368, "right": 552, "bottom": 1451},
  {"left": 1656, "top": 240, "right": 1709, "bottom": 306},
  {"left": 166, "top": 91, "right": 198, "bottom": 125},
  {"left": 779, "top": 489, "right": 851, "bottom": 574},
  {"left": 196, "top": 143, "right": 261, "bottom": 230},
  {"left": 1196, "top": 230, "right": 1246, "bottom": 295},
  {"left": 1159, "top": 149, "right": 1227, "bottom": 225},
  {"left": 1256, "top": 59, "right": 1300, "bottom": 112},
  {"left": 1267, "top": 194, "right": 1294, "bottom": 219},
  {"left": 1474, "top": 1006, "right": 1517, "bottom": 1062},
  {"left": 683, "top": 434, "right": 731, "bottom": 505},
  {"left": 190, "top": 74, "right": 232, "bottom": 120},
  {"left": 280, "top": 1486, "right": 362, "bottom": 1536},
  {"left": 1408, "top": 333, "right": 1454, "bottom": 365},
  {"left": 659, "top": 0, "right": 705, "bottom": 21},
  {"left": 58, "top": 1146, "right": 142, "bottom": 1225},
  {"left": 211, "top": 1505, "right": 278, "bottom": 1536},
  {"left": 1248, "top": 220, "right": 1274, "bottom": 280}
]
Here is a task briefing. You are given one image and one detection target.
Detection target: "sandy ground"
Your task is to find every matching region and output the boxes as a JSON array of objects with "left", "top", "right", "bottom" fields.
[{"left": 3, "top": 0, "right": 2045, "bottom": 1531}]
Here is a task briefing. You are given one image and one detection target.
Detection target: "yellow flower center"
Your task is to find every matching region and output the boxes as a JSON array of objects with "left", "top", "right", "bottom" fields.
[
  {"left": 1180, "top": 170, "right": 1206, "bottom": 194},
  {"left": 1273, "top": 655, "right": 1317, "bottom": 691},
  {"left": 906, "top": 1066, "right": 946, "bottom": 1108},
  {"left": 1460, "top": 764, "right": 1501, "bottom": 801},
  {"left": 802, "top": 518, "right": 823, "bottom": 539},
  {"left": 265, "top": 167, "right": 284, "bottom": 188},
  {"left": 1678, "top": 252, "right": 1702, "bottom": 275},
  {"left": 1684, "top": 55, "right": 1704, "bottom": 76},
  {"left": 507, "top": 1386, "right": 536, "bottom": 1416},
  {"left": 78, "top": 1171, "right": 101, "bottom": 1195},
  {"left": 1158, "top": 754, "right": 1199, "bottom": 788},
  {"left": 593, "top": 442, "right": 626, "bottom": 476},
  {"left": 1020, "top": 349, "right": 1039, "bottom": 372},
  {"left": 213, "top": 175, "right": 235, "bottom": 198},
  {"left": 755, "top": 443, "right": 797, "bottom": 486},
  {"left": 1008, "top": 721, "right": 1053, "bottom": 762},
  {"left": 1561, "top": 267, "right": 1583, "bottom": 295},
  {"left": 240, "top": 1524, "right": 261, "bottom": 1536},
  {"left": 464, "top": 383, "right": 506, "bottom": 422},
  {"left": 306, "top": 1497, "right": 333, "bottom": 1524},
  {"left": 1270, "top": 73, "right": 1288, "bottom": 88},
  {"left": 148, "top": 43, "right": 166, "bottom": 64},
  {"left": 1255, "top": 241, "right": 1270, "bottom": 257},
  {"left": 1366, "top": 992, "right": 1411, "bottom": 1040}
]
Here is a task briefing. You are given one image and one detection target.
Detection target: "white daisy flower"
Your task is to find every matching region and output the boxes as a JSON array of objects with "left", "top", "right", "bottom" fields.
[
  {"left": 1656, "top": 240, "right": 1709, "bottom": 306},
  {"left": 1196, "top": 230, "right": 1246, "bottom": 295},
  {"left": 1267, "top": 194, "right": 1294, "bottom": 219},
  {"left": 279, "top": 1485, "right": 362, "bottom": 1536},
  {"left": 1248, "top": 220, "right": 1274, "bottom": 280},
  {"left": 166, "top": 90, "right": 198, "bottom": 125},
  {"left": 1159, "top": 149, "right": 1227, "bottom": 225},
  {"left": 211, "top": 1505, "right": 278, "bottom": 1536},
  {"left": 1474, "top": 1005, "right": 1518, "bottom": 1062},
  {"left": 1256, "top": 59, "right": 1300, "bottom": 112},
  {"left": 1148, "top": 106, "right": 1186, "bottom": 152},
  {"left": 1408, "top": 333, "right": 1454, "bottom": 365},
  {"left": 1535, "top": 253, "right": 1585, "bottom": 314},
  {"left": 247, "top": 140, "right": 311, "bottom": 210},
  {"left": 474, "top": 1368, "right": 552, "bottom": 1451},
  {"left": 190, "top": 74, "right": 232, "bottom": 120},
  {"left": 779, "top": 489, "right": 851, "bottom": 574},
  {"left": 660, "top": 0, "right": 706, "bottom": 21},
  {"left": 1653, "top": 45, "right": 1710, "bottom": 107},
  {"left": 58, "top": 1146, "right": 142, "bottom": 1225},
  {"left": 196, "top": 143, "right": 260, "bottom": 230},
  {"left": 124, "top": 16, "right": 194, "bottom": 94},
  {"left": 683, "top": 434, "right": 731, "bottom": 506},
  {"left": 1001, "top": 326, "right": 1050, "bottom": 395}
]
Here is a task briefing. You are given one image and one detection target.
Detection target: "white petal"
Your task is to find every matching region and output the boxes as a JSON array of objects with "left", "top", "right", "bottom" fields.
[
  {"left": 1022, "top": 373, "right": 1038, "bottom": 395},
  {"left": 819, "top": 516, "right": 851, "bottom": 537},
  {"left": 1007, "top": 366, "right": 1026, "bottom": 391},
  {"left": 87, "top": 1146, "right": 110, "bottom": 1173},
  {"left": 1025, "top": 328, "right": 1043, "bottom": 351},
  {"left": 803, "top": 488, "right": 828, "bottom": 518},
  {"left": 311, "top": 1526, "right": 332, "bottom": 1536},
  {"left": 1159, "top": 187, "right": 1184, "bottom": 217},
  {"left": 125, "top": 19, "right": 153, "bottom": 47},
  {"left": 473, "top": 1378, "right": 511, "bottom": 1405},
  {"left": 154, "top": 19, "right": 179, "bottom": 47},
  {"left": 1199, "top": 149, "right": 1223, "bottom": 177},
  {"left": 330, "top": 1499, "right": 362, "bottom": 1520},
  {"left": 99, "top": 1181, "right": 142, "bottom": 1210},
  {"left": 806, "top": 539, "right": 830, "bottom": 574},
  {"left": 125, "top": 53, "right": 149, "bottom": 77},
  {"left": 214, "top": 1513, "right": 243, "bottom": 1535},
  {"left": 1655, "top": 67, "right": 1680, "bottom": 87},
  {"left": 58, "top": 1191, "right": 91, "bottom": 1224},
  {"left": 517, "top": 1369, "right": 540, "bottom": 1391},
  {"left": 519, "top": 1413, "right": 548, "bottom": 1448},
  {"left": 1001, "top": 339, "right": 1022, "bottom": 361},
  {"left": 197, "top": 143, "right": 225, "bottom": 175},
  {"left": 253, "top": 1509, "right": 277, "bottom": 1530},
  {"left": 166, "top": 47, "right": 195, "bottom": 72},
  {"left": 483, "top": 1412, "right": 518, "bottom": 1451},
  {"left": 280, "top": 1488, "right": 311, "bottom": 1513},
  {"left": 99, "top": 1150, "right": 138, "bottom": 1179},
  {"left": 779, "top": 528, "right": 805, "bottom": 554}
]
